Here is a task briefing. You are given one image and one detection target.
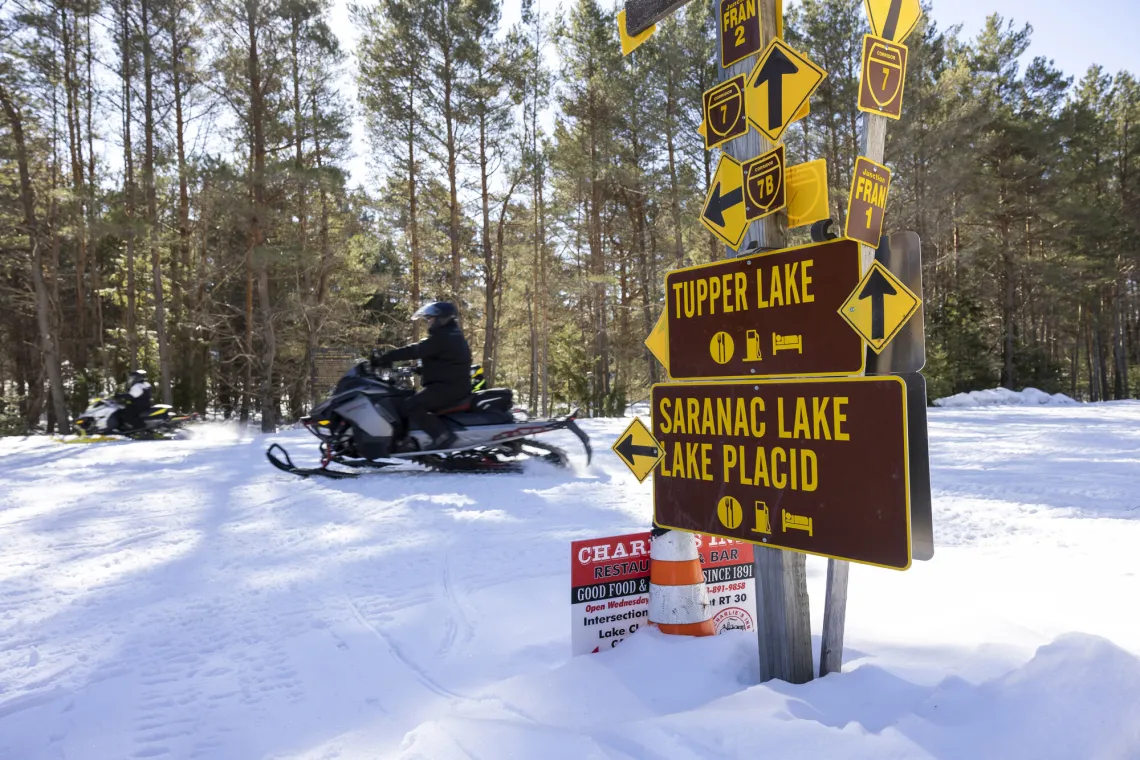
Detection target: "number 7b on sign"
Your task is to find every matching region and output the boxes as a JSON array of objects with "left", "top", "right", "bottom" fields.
[{"left": 845, "top": 157, "right": 891, "bottom": 248}]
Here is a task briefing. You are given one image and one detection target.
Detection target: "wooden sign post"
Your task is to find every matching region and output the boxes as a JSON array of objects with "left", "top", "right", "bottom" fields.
[{"left": 715, "top": 0, "right": 814, "bottom": 685}]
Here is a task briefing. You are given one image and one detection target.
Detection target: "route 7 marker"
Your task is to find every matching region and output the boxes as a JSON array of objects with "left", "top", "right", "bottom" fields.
[
  {"left": 703, "top": 76, "right": 749, "bottom": 149},
  {"left": 612, "top": 418, "right": 664, "bottom": 483},
  {"left": 858, "top": 35, "right": 908, "bottom": 120}
]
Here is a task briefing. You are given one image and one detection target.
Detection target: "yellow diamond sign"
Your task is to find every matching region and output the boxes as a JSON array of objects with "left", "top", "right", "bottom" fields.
[
  {"left": 612, "top": 417, "right": 664, "bottom": 483},
  {"left": 645, "top": 310, "right": 670, "bottom": 374},
  {"left": 838, "top": 260, "right": 921, "bottom": 353},
  {"left": 701, "top": 154, "right": 748, "bottom": 250},
  {"left": 863, "top": 0, "right": 922, "bottom": 44},
  {"left": 744, "top": 38, "right": 827, "bottom": 143}
]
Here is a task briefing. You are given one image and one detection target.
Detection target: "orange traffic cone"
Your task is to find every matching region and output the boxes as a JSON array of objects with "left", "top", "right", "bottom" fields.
[{"left": 648, "top": 528, "right": 715, "bottom": 636}]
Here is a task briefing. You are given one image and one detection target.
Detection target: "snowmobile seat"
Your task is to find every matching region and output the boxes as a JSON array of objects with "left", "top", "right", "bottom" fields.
[
  {"left": 438, "top": 397, "right": 473, "bottom": 415},
  {"left": 472, "top": 388, "right": 513, "bottom": 413}
]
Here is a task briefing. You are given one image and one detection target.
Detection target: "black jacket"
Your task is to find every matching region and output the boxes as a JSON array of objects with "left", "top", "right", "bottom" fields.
[
  {"left": 116, "top": 379, "right": 152, "bottom": 412},
  {"left": 381, "top": 321, "right": 472, "bottom": 389}
]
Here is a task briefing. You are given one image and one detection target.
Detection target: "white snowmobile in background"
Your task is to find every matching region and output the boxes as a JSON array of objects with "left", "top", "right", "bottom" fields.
[
  {"left": 71, "top": 396, "right": 195, "bottom": 441},
  {"left": 266, "top": 362, "right": 591, "bottom": 478}
]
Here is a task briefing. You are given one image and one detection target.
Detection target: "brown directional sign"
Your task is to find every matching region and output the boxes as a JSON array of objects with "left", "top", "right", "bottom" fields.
[
  {"left": 703, "top": 76, "right": 748, "bottom": 149},
  {"left": 845, "top": 156, "right": 891, "bottom": 247},
  {"left": 624, "top": 0, "right": 696, "bottom": 37},
  {"left": 662, "top": 238, "right": 865, "bottom": 381},
  {"left": 858, "top": 35, "right": 907, "bottom": 119},
  {"left": 743, "top": 144, "right": 785, "bottom": 221},
  {"left": 651, "top": 376, "right": 912, "bottom": 570},
  {"left": 720, "top": 0, "right": 761, "bottom": 67}
]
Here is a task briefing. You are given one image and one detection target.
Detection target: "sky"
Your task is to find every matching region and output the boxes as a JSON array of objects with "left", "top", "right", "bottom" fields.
[{"left": 331, "top": 0, "right": 1140, "bottom": 186}]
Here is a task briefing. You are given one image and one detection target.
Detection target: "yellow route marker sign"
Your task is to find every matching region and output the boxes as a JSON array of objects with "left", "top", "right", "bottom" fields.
[
  {"left": 786, "top": 158, "right": 829, "bottom": 228},
  {"left": 744, "top": 38, "right": 827, "bottom": 143},
  {"left": 838, "top": 260, "right": 921, "bottom": 353},
  {"left": 863, "top": 0, "right": 922, "bottom": 44},
  {"left": 703, "top": 75, "right": 749, "bottom": 149},
  {"left": 858, "top": 35, "right": 908, "bottom": 120},
  {"left": 845, "top": 156, "right": 891, "bottom": 247},
  {"left": 701, "top": 154, "right": 748, "bottom": 250},
  {"left": 612, "top": 417, "right": 664, "bottom": 483},
  {"left": 742, "top": 144, "right": 785, "bottom": 221}
]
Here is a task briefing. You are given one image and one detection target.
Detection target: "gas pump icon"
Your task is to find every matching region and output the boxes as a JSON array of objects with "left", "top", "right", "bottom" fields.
[{"left": 744, "top": 329, "right": 764, "bottom": 362}]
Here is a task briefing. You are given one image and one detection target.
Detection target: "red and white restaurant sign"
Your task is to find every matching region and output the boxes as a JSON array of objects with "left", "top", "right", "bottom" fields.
[{"left": 570, "top": 531, "right": 757, "bottom": 656}]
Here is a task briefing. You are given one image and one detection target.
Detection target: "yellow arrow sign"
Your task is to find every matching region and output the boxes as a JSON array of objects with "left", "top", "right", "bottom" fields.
[
  {"left": 612, "top": 417, "right": 664, "bottom": 483},
  {"left": 701, "top": 154, "right": 748, "bottom": 250},
  {"left": 786, "top": 158, "right": 829, "bottom": 228},
  {"left": 838, "top": 260, "right": 921, "bottom": 353},
  {"left": 645, "top": 310, "right": 670, "bottom": 373},
  {"left": 744, "top": 38, "right": 827, "bottom": 144},
  {"left": 863, "top": 0, "right": 922, "bottom": 44}
]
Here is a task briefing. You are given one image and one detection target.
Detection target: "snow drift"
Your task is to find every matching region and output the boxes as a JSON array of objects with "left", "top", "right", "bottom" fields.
[{"left": 934, "top": 387, "right": 1077, "bottom": 408}]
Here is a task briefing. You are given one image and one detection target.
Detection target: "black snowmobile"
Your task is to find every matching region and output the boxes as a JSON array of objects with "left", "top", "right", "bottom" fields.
[{"left": 266, "top": 361, "right": 591, "bottom": 478}]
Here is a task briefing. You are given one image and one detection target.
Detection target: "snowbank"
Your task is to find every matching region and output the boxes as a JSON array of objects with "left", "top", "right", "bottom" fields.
[
  {"left": 934, "top": 387, "right": 1077, "bottom": 408},
  {"left": 398, "top": 630, "right": 1140, "bottom": 759}
]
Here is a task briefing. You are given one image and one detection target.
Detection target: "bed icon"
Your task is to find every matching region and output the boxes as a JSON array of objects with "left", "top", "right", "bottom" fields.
[
  {"left": 772, "top": 333, "right": 803, "bottom": 354},
  {"left": 782, "top": 509, "right": 813, "bottom": 537}
]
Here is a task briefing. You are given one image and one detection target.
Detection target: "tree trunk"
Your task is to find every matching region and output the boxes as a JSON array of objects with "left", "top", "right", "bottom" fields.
[
  {"left": 247, "top": 1, "right": 276, "bottom": 432},
  {"left": 120, "top": 0, "right": 138, "bottom": 368},
  {"left": 442, "top": 27, "right": 462, "bottom": 300},
  {"left": 0, "top": 83, "right": 70, "bottom": 433},
  {"left": 479, "top": 107, "right": 495, "bottom": 382},
  {"left": 141, "top": 0, "right": 172, "bottom": 404},
  {"left": 406, "top": 67, "right": 421, "bottom": 342},
  {"left": 171, "top": 4, "right": 192, "bottom": 407},
  {"left": 664, "top": 75, "right": 684, "bottom": 268},
  {"left": 61, "top": 3, "right": 89, "bottom": 394}
]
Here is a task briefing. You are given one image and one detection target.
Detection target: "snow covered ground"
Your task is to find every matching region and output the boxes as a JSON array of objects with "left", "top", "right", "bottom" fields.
[{"left": 2, "top": 404, "right": 1140, "bottom": 759}]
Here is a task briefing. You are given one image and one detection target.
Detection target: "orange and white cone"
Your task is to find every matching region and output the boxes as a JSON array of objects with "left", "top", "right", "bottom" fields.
[{"left": 648, "top": 529, "right": 715, "bottom": 637}]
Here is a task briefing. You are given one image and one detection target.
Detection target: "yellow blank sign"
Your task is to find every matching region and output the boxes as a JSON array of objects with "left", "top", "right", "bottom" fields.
[{"left": 786, "top": 159, "right": 829, "bottom": 228}]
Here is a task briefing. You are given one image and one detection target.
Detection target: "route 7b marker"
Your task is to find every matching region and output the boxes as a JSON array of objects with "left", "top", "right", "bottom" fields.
[
  {"left": 838, "top": 260, "right": 920, "bottom": 353},
  {"left": 613, "top": 418, "right": 664, "bottom": 483}
]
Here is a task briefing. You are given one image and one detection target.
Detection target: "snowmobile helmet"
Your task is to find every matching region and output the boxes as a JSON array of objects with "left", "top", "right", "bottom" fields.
[
  {"left": 128, "top": 369, "right": 147, "bottom": 385},
  {"left": 412, "top": 301, "right": 458, "bottom": 325}
]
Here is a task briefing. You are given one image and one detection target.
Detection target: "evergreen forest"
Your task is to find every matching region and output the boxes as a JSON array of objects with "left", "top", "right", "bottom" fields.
[{"left": 2, "top": 0, "right": 1138, "bottom": 434}]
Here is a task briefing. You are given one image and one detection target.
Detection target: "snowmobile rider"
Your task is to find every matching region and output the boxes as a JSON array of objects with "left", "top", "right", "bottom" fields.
[
  {"left": 114, "top": 369, "right": 152, "bottom": 431},
  {"left": 371, "top": 301, "right": 472, "bottom": 451}
]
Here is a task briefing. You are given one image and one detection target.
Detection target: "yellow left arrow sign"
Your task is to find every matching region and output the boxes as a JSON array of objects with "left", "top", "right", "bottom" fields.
[
  {"left": 701, "top": 154, "right": 748, "bottom": 250},
  {"left": 612, "top": 417, "right": 664, "bottom": 483}
]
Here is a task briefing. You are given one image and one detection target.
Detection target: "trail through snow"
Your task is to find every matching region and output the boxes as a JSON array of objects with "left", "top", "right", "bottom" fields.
[{"left": 1, "top": 406, "right": 1139, "bottom": 759}]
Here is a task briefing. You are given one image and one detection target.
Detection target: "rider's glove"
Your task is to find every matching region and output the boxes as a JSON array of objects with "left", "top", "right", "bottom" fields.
[{"left": 370, "top": 349, "right": 392, "bottom": 369}]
